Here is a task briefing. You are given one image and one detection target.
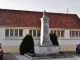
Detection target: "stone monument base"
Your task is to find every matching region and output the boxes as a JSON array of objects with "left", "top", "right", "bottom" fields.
[{"left": 34, "top": 45, "right": 59, "bottom": 54}]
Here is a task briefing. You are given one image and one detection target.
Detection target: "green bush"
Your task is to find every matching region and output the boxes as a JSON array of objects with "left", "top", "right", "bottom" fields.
[
  {"left": 50, "top": 32, "right": 59, "bottom": 45},
  {"left": 19, "top": 34, "right": 34, "bottom": 55}
]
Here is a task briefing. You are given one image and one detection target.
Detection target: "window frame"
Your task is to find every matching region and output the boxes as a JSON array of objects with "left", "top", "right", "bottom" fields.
[
  {"left": 29, "top": 30, "right": 40, "bottom": 37},
  {"left": 5, "top": 29, "right": 23, "bottom": 38},
  {"left": 70, "top": 31, "right": 80, "bottom": 37},
  {"left": 50, "top": 30, "right": 64, "bottom": 38}
]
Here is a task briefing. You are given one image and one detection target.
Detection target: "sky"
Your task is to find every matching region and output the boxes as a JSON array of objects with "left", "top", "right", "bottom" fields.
[{"left": 0, "top": 0, "right": 80, "bottom": 17}]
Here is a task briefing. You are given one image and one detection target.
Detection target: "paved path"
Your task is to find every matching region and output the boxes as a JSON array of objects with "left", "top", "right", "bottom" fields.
[
  {"left": 3, "top": 53, "right": 18, "bottom": 60},
  {"left": 13, "top": 52, "right": 80, "bottom": 60},
  {"left": 3, "top": 52, "right": 80, "bottom": 60},
  {"left": 66, "top": 51, "right": 80, "bottom": 56},
  {"left": 13, "top": 53, "right": 30, "bottom": 60}
]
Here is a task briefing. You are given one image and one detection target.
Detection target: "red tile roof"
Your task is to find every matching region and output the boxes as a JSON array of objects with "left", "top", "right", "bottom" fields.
[{"left": 0, "top": 8, "right": 80, "bottom": 29}]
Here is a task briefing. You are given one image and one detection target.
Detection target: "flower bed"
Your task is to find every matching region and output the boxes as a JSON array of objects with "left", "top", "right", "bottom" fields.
[{"left": 24, "top": 52, "right": 73, "bottom": 59}]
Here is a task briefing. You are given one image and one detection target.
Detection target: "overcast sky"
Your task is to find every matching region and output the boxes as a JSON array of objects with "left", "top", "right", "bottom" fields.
[{"left": 0, "top": 0, "right": 80, "bottom": 17}]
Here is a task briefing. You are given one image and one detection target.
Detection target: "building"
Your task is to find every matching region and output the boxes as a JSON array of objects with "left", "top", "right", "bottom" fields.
[{"left": 0, "top": 8, "right": 80, "bottom": 53}]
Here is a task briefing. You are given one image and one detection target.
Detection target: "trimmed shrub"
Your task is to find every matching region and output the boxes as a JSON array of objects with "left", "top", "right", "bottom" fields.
[
  {"left": 19, "top": 34, "right": 34, "bottom": 55},
  {"left": 50, "top": 32, "right": 59, "bottom": 45}
]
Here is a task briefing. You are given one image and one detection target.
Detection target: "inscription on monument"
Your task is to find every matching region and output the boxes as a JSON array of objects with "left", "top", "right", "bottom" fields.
[
  {"left": 44, "top": 24, "right": 48, "bottom": 34},
  {"left": 44, "top": 20, "right": 48, "bottom": 23},
  {"left": 43, "top": 37, "right": 49, "bottom": 41},
  {"left": 47, "top": 47, "right": 52, "bottom": 51}
]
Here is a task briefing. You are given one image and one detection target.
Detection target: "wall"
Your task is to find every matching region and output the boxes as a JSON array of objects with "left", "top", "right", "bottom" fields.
[
  {"left": 0, "top": 27, "right": 29, "bottom": 53},
  {"left": 0, "top": 27, "right": 80, "bottom": 53}
]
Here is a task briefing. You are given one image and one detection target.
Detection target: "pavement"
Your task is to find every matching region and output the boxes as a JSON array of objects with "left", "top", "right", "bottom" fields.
[
  {"left": 3, "top": 52, "right": 80, "bottom": 60},
  {"left": 12, "top": 53, "right": 30, "bottom": 60},
  {"left": 13, "top": 53, "right": 80, "bottom": 60},
  {"left": 3, "top": 53, "right": 18, "bottom": 60},
  {"left": 13, "top": 52, "right": 80, "bottom": 60}
]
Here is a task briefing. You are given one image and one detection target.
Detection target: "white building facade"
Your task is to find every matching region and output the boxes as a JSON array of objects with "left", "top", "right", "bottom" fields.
[
  {"left": 0, "top": 26, "right": 80, "bottom": 53},
  {"left": 0, "top": 9, "right": 80, "bottom": 53}
]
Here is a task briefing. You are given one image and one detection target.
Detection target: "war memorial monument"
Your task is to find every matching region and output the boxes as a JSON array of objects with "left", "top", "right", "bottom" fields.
[{"left": 34, "top": 11, "right": 59, "bottom": 54}]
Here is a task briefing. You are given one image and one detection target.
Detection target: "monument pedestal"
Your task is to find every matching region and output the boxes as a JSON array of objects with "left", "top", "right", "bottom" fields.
[{"left": 34, "top": 45, "right": 59, "bottom": 54}]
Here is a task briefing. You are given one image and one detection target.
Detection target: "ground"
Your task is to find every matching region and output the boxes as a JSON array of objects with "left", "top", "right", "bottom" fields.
[
  {"left": 3, "top": 52, "right": 80, "bottom": 60},
  {"left": 3, "top": 53, "right": 30, "bottom": 60},
  {"left": 66, "top": 51, "right": 80, "bottom": 56},
  {"left": 3, "top": 53, "right": 18, "bottom": 60}
]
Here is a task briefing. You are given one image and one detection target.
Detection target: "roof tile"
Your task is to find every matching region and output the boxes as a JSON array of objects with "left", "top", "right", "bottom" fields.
[{"left": 0, "top": 9, "right": 80, "bottom": 29}]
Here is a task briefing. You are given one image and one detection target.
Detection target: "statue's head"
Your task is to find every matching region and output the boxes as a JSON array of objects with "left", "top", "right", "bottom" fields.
[{"left": 43, "top": 10, "right": 46, "bottom": 16}]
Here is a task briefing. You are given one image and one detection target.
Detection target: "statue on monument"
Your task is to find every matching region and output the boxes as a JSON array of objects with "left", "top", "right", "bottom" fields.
[{"left": 43, "top": 10, "right": 46, "bottom": 16}]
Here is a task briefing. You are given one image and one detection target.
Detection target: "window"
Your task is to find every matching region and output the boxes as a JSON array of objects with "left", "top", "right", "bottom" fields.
[
  {"left": 79, "top": 31, "right": 80, "bottom": 37},
  {"left": 19, "top": 30, "right": 22, "bottom": 36},
  {"left": 51, "top": 30, "right": 64, "bottom": 37},
  {"left": 29, "top": 30, "right": 32, "bottom": 35},
  {"left": 5, "top": 29, "right": 23, "bottom": 38},
  {"left": 54, "top": 31, "right": 56, "bottom": 34},
  {"left": 15, "top": 30, "right": 18, "bottom": 36},
  {"left": 29, "top": 30, "right": 40, "bottom": 37},
  {"left": 58, "top": 31, "right": 60, "bottom": 37},
  {"left": 72, "top": 31, "right": 75, "bottom": 37},
  {"left": 5, "top": 29, "right": 9, "bottom": 36},
  {"left": 10, "top": 29, "right": 13, "bottom": 36},
  {"left": 61, "top": 31, "right": 64, "bottom": 37},
  {"left": 76, "top": 31, "right": 78, "bottom": 37},
  {"left": 70, "top": 31, "right": 71, "bottom": 37},
  {"left": 70, "top": 31, "right": 80, "bottom": 37},
  {"left": 37, "top": 30, "right": 40, "bottom": 36},
  {"left": 33, "top": 30, "right": 36, "bottom": 36}
]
